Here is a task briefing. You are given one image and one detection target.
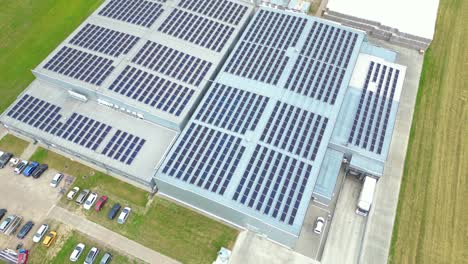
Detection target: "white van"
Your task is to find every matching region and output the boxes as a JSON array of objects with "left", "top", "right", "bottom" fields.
[
  {"left": 356, "top": 176, "right": 377, "bottom": 216},
  {"left": 32, "top": 224, "right": 49, "bottom": 243}
]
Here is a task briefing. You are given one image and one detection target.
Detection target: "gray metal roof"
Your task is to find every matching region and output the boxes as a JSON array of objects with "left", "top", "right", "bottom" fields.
[{"left": 33, "top": 0, "right": 254, "bottom": 127}]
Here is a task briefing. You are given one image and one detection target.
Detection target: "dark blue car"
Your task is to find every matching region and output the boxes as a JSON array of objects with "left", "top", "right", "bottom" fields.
[{"left": 23, "top": 162, "right": 39, "bottom": 177}]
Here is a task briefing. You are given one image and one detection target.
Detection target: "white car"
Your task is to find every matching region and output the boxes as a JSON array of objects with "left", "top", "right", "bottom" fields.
[
  {"left": 83, "top": 193, "right": 98, "bottom": 210},
  {"left": 14, "top": 160, "right": 28, "bottom": 174},
  {"left": 117, "top": 207, "right": 131, "bottom": 224},
  {"left": 32, "top": 224, "right": 48, "bottom": 243},
  {"left": 50, "top": 173, "right": 64, "bottom": 188},
  {"left": 9, "top": 157, "right": 19, "bottom": 167},
  {"left": 69, "top": 243, "right": 85, "bottom": 262},
  {"left": 67, "top": 187, "right": 80, "bottom": 200},
  {"left": 314, "top": 217, "right": 325, "bottom": 235}
]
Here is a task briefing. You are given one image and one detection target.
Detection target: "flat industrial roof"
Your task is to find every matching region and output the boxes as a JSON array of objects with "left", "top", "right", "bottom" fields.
[
  {"left": 327, "top": 0, "right": 439, "bottom": 40},
  {"left": 0, "top": 80, "right": 177, "bottom": 185},
  {"left": 33, "top": 0, "right": 254, "bottom": 126}
]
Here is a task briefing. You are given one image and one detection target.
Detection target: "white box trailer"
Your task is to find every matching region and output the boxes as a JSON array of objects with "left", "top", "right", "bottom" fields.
[{"left": 356, "top": 176, "right": 377, "bottom": 216}]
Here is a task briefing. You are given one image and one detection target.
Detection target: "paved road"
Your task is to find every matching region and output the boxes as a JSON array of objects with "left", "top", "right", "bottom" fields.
[
  {"left": 230, "top": 231, "right": 319, "bottom": 264},
  {"left": 49, "top": 206, "right": 179, "bottom": 264}
]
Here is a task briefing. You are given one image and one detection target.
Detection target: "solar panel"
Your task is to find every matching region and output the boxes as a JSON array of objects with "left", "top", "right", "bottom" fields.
[
  {"left": 260, "top": 102, "right": 328, "bottom": 161},
  {"left": 132, "top": 41, "right": 212, "bottom": 86},
  {"left": 55, "top": 113, "right": 112, "bottom": 151},
  {"left": 43, "top": 46, "right": 114, "bottom": 86},
  {"left": 194, "top": 83, "right": 268, "bottom": 134},
  {"left": 6, "top": 94, "right": 62, "bottom": 133},
  {"left": 178, "top": 0, "right": 248, "bottom": 25},
  {"left": 162, "top": 123, "right": 245, "bottom": 195},
  {"left": 158, "top": 9, "right": 235, "bottom": 52},
  {"left": 101, "top": 130, "right": 146, "bottom": 165},
  {"left": 69, "top": 24, "right": 140, "bottom": 57},
  {"left": 348, "top": 62, "right": 401, "bottom": 154},
  {"left": 108, "top": 66, "right": 195, "bottom": 116},
  {"left": 232, "top": 145, "right": 313, "bottom": 225},
  {"left": 98, "top": 0, "right": 164, "bottom": 27}
]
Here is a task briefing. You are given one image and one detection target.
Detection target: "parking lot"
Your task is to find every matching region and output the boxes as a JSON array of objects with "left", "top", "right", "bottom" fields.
[{"left": 0, "top": 163, "right": 70, "bottom": 249}]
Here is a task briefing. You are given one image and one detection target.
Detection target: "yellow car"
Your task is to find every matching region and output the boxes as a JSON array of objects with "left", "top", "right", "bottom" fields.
[{"left": 42, "top": 231, "right": 57, "bottom": 247}]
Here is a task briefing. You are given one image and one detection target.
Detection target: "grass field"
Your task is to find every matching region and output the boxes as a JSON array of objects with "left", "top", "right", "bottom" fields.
[
  {"left": 389, "top": 0, "right": 468, "bottom": 263},
  {"left": 0, "top": 134, "right": 29, "bottom": 156},
  {"left": 0, "top": 0, "right": 103, "bottom": 114},
  {"left": 30, "top": 147, "right": 239, "bottom": 264}
]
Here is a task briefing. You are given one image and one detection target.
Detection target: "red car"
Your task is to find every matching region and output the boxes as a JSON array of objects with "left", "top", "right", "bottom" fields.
[
  {"left": 95, "top": 196, "right": 108, "bottom": 211},
  {"left": 18, "top": 249, "right": 29, "bottom": 264}
]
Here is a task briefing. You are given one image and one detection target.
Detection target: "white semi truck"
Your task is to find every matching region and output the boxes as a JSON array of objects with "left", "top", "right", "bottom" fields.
[{"left": 356, "top": 176, "right": 377, "bottom": 216}]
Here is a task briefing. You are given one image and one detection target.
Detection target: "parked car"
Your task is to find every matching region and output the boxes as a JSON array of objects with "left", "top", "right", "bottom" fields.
[
  {"left": 67, "top": 187, "right": 80, "bottom": 200},
  {"left": 0, "top": 152, "right": 13, "bottom": 169},
  {"left": 17, "top": 220, "right": 34, "bottom": 239},
  {"left": 32, "top": 224, "right": 49, "bottom": 243},
  {"left": 14, "top": 160, "right": 28, "bottom": 174},
  {"left": 84, "top": 247, "right": 99, "bottom": 264},
  {"left": 313, "top": 217, "right": 325, "bottom": 235},
  {"left": 99, "top": 252, "right": 112, "bottom": 264},
  {"left": 0, "top": 209, "right": 6, "bottom": 221},
  {"left": 83, "top": 193, "right": 98, "bottom": 210},
  {"left": 7, "top": 216, "right": 23, "bottom": 235},
  {"left": 9, "top": 157, "right": 19, "bottom": 167},
  {"left": 32, "top": 163, "right": 48, "bottom": 179},
  {"left": 108, "top": 203, "right": 121, "bottom": 220},
  {"left": 0, "top": 215, "right": 15, "bottom": 232},
  {"left": 95, "top": 196, "right": 108, "bottom": 212},
  {"left": 76, "top": 189, "right": 90, "bottom": 205},
  {"left": 42, "top": 231, "right": 57, "bottom": 247},
  {"left": 117, "top": 207, "right": 131, "bottom": 224},
  {"left": 50, "top": 173, "right": 64, "bottom": 187},
  {"left": 17, "top": 249, "right": 29, "bottom": 264},
  {"left": 70, "top": 243, "right": 86, "bottom": 262},
  {"left": 23, "top": 161, "right": 39, "bottom": 176}
]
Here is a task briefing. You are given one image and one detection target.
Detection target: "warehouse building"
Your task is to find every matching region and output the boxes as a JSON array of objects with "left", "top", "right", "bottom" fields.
[
  {"left": 155, "top": 6, "right": 406, "bottom": 247},
  {"left": 324, "top": 0, "right": 440, "bottom": 51},
  {"left": 0, "top": 0, "right": 254, "bottom": 188}
]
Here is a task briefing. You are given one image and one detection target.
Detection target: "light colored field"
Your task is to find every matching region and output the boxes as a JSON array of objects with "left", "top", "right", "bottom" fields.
[
  {"left": 0, "top": 134, "right": 29, "bottom": 156},
  {"left": 389, "top": 0, "right": 468, "bottom": 263}
]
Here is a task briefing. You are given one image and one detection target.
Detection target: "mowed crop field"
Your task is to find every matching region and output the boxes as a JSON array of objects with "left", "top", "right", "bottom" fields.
[
  {"left": 0, "top": 0, "right": 103, "bottom": 113},
  {"left": 389, "top": 0, "right": 468, "bottom": 263}
]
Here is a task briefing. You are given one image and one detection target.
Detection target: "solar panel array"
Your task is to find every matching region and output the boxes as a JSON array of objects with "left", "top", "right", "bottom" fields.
[
  {"left": 6, "top": 95, "right": 62, "bottom": 133},
  {"left": 54, "top": 113, "right": 112, "bottom": 151},
  {"left": 69, "top": 24, "right": 140, "bottom": 57},
  {"left": 132, "top": 41, "right": 212, "bottom": 86},
  {"left": 43, "top": 46, "right": 114, "bottom": 85},
  {"left": 158, "top": 9, "right": 235, "bottom": 52},
  {"left": 6, "top": 94, "right": 149, "bottom": 164},
  {"left": 260, "top": 102, "right": 329, "bottom": 161},
  {"left": 348, "top": 62, "right": 401, "bottom": 154},
  {"left": 224, "top": 10, "right": 307, "bottom": 85},
  {"left": 102, "top": 130, "right": 146, "bottom": 165},
  {"left": 285, "top": 21, "right": 359, "bottom": 104},
  {"left": 108, "top": 66, "right": 195, "bottom": 116},
  {"left": 232, "top": 145, "right": 313, "bottom": 225},
  {"left": 162, "top": 123, "right": 246, "bottom": 195},
  {"left": 194, "top": 83, "right": 268, "bottom": 134},
  {"left": 178, "top": 0, "right": 248, "bottom": 25},
  {"left": 98, "top": 0, "right": 164, "bottom": 27}
]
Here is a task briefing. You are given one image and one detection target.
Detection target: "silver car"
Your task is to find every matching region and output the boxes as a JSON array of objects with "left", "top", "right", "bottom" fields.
[{"left": 84, "top": 247, "right": 99, "bottom": 264}]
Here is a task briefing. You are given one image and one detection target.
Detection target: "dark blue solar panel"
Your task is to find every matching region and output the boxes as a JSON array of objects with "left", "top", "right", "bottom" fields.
[
  {"left": 194, "top": 83, "right": 268, "bottom": 134},
  {"left": 101, "top": 129, "right": 146, "bottom": 165},
  {"left": 132, "top": 41, "right": 212, "bottom": 86},
  {"left": 260, "top": 102, "right": 328, "bottom": 161},
  {"left": 158, "top": 9, "right": 235, "bottom": 52},
  {"left": 69, "top": 24, "right": 140, "bottom": 57},
  {"left": 232, "top": 145, "right": 313, "bottom": 225},
  {"left": 178, "top": 0, "right": 248, "bottom": 25},
  {"left": 43, "top": 46, "right": 114, "bottom": 86},
  {"left": 108, "top": 66, "right": 195, "bottom": 116},
  {"left": 162, "top": 123, "right": 245, "bottom": 195},
  {"left": 98, "top": 0, "right": 164, "bottom": 27}
]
